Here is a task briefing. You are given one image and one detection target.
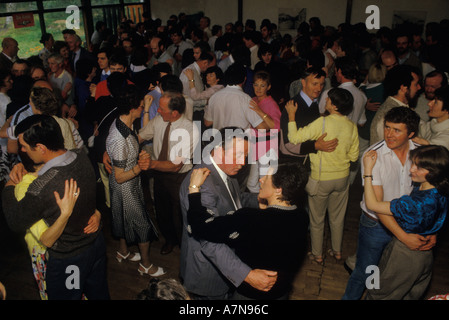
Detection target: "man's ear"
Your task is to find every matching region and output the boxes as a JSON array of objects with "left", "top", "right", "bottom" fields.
[{"left": 36, "top": 143, "right": 46, "bottom": 154}]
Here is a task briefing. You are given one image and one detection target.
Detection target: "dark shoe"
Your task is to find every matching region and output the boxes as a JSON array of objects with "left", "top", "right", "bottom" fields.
[{"left": 160, "top": 243, "right": 174, "bottom": 255}]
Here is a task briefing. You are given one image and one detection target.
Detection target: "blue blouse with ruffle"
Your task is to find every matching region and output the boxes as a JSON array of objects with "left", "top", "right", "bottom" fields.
[{"left": 390, "top": 187, "right": 448, "bottom": 235}]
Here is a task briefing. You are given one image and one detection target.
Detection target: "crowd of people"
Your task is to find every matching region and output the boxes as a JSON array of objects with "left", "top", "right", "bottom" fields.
[{"left": 1, "top": 9, "right": 449, "bottom": 301}]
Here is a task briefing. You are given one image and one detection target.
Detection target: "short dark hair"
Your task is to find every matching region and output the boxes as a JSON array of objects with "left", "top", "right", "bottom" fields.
[
  {"left": 271, "top": 162, "right": 308, "bottom": 205},
  {"left": 106, "top": 72, "right": 128, "bottom": 97},
  {"left": 116, "top": 84, "right": 145, "bottom": 115},
  {"left": 334, "top": 56, "right": 359, "bottom": 80},
  {"left": 204, "top": 66, "right": 224, "bottom": 86},
  {"left": 197, "top": 52, "right": 214, "bottom": 63},
  {"left": 109, "top": 54, "right": 128, "bottom": 68},
  {"left": 328, "top": 88, "right": 354, "bottom": 116},
  {"left": 193, "top": 41, "right": 211, "bottom": 53},
  {"left": 152, "top": 62, "right": 172, "bottom": 75},
  {"left": 301, "top": 66, "right": 326, "bottom": 80},
  {"left": 0, "top": 69, "right": 11, "bottom": 89},
  {"left": 383, "top": 106, "right": 420, "bottom": 138},
  {"left": 95, "top": 21, "right": 106, "bottom": 31},
  {"left": 224, "top": 62, "right": 246, "bottom": 86},
  {"left": 76, "top": 58, "right": 97, "bottom": 80},
  {"left": 160, "top": 74, "right": 183, "bottom": 93},
  {"left": 383, "top": 65, "right": 414, "bottom": 98},
  {"left": 425, "top": 70, "right": 448, "bottom": 87},
  {"left": 212, "top": 25, "right": 222, "bottom": 36},
  {"left": 257, "top": 42, "right": 274, "bottom": 60},
  {"left": 434, "top": 86, "right": 449, "bottom": 112},
  {"left": 16, "top": 114, "right": 65, "bottom": 151},
  {"left": 410, "top": 145, "right": 449, "bottom": 196},
  {"left": 243, "top": 30, "right": 261, "bottom": 44}
]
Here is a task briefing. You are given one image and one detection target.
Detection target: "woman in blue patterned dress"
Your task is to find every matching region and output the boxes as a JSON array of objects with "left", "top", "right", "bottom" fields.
[
  {"left": 106, "top": 84, "right": 165, "bottom": 277},
  {"left": 362, "top": 145, "right": 449, "bottom": 299}
]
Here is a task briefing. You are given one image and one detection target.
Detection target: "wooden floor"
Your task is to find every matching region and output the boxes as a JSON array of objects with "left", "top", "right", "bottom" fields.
[{"left": 1, "top": 173, "right": 448, "bottom": 301}]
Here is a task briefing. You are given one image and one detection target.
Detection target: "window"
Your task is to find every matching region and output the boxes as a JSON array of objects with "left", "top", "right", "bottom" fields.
[
  {"left": 0, "top": 2, "right": 37, "bottom": 13},
  {"left": 0, "top": 14, "right": 42, "bottom": 58},
  {"left": 42, "top": 0, "right": 82, "bottom": 10},
  {"left": 44, "top": 11, "right": 86, "bottom": 43}
]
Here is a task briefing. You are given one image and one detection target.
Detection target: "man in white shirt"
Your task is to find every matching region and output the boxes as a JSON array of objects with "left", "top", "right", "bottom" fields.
[
  {"left": 319, "top": 57, "right": 367, "bottom": 125},
  {"left": 200, "top": 16, "right": 212, "bottom": 41},
  {"left": 138, "top": 91, "right": 199, "bottom": 255},
  {"left": 342, "top": 106, "right": 433, "bottom": 300},
  {"left": 204, "top": 63, "right": 269, "bottom": 131},
  {"left": 179, "top": 52, "right": 213, "bottom": 110},
  {"left": 243, "top": 30, "right": 261, "bottom": 70}
]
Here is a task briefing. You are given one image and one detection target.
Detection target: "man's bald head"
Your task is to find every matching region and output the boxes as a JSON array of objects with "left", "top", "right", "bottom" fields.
[
  {"left": 1, "top": 37, "right": 19, "bottom": 57},
  {"left": 381, "top": 50, "right": 398, "bottom": 70}
]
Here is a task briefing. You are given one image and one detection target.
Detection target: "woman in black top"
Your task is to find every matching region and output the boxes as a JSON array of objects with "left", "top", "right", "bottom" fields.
[{"left": 187, "top": 162, "right": 309, "bottom": 300}]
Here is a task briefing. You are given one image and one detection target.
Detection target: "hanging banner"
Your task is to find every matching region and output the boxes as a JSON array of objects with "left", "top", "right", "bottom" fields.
[{"left": 12, "top": 12, "right": 35, "bottom": 29}]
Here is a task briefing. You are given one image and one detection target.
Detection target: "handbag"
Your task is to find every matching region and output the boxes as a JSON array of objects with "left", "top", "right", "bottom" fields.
[{"left": 305, "top": 117, "right": 325, "bottom": 196}]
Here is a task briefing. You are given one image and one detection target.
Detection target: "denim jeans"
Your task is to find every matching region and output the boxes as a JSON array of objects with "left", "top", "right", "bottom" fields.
[
  {"left": 342, "top": 213, "right": 392, "bottom": 300},
  {"left": 46, "top": 233, "right": 110, "bottom": 300}
]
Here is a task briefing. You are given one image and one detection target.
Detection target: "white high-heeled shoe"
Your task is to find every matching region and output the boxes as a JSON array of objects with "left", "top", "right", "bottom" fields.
[
  {"left": 116, "top": 251, "right": 141, "bottom": 263},
  {"left": 138, "top": 263, "right": 166, "bottom": 277}
]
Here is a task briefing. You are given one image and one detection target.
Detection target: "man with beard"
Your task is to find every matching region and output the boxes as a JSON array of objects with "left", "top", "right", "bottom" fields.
[
  {"left": 147, "top": 37, "right": 175, "bottom": 74},
  {"left": 370, "top": 65, "right": 421, "bottom": 145},
  {"left": 414, "top": 70, "right": 448, "bottom": 122},
  {"left": 395, "top": 31, "right": 422, "bottom": 74}
]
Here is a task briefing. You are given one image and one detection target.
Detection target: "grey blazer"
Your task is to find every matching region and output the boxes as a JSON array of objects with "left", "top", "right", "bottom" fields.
[{"left": 179, "top": 161, "right": 259, "bottom": 297}]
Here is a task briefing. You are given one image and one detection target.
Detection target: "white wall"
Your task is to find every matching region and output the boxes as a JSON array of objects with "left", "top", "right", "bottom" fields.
[{"left": 150, "top": 0, "right": 449, "bottom": 34}]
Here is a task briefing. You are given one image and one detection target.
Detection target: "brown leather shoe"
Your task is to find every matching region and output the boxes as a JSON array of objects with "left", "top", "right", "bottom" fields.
[{"left": 160, "top": 243, "right": 174, "bottom": 255}]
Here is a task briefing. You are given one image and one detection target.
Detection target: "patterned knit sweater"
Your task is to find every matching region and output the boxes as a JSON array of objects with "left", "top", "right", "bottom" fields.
[{"left": 2, "top": 149, "right": 99, "bottom": 259}]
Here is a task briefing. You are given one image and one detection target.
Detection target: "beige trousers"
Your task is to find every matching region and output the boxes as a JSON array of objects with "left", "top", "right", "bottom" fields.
[{"left": 308, "top": 176, "right": 350, "bottom": 257}]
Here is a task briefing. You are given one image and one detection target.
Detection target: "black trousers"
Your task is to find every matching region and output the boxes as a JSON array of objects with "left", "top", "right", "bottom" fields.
[{"left": 153, "top": 171, "right": 188, "bottom": 246}]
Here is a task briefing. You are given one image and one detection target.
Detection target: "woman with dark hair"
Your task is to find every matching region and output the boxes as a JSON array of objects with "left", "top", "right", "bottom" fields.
[
  {"left": 38, "top": 33, "right": 54, "bottom": 69},
  {"left": 183, "top": 65, "right": 224, "bottom": 101},
  {"left": 187, "top": 162, "right": 309, "bottom": 300},
  {"left": 106, "top": 84, "right": 165, "bottom": 277},
  {"left": 363, "top": 145, "right": 449, "bottom": 300}
]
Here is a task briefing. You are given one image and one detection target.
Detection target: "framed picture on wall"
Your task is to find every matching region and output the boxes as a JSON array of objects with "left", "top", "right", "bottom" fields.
[
  {"left": 392, "top": 10, "right": 427, "bottom": 31},
  {"left": 278, "top": 8, "right": 306, "bottom": 31}
]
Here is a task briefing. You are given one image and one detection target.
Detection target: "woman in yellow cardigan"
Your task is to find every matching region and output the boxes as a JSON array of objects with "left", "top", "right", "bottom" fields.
[{"left": 286, "top": 88, "right": 359, "bottom": 264}]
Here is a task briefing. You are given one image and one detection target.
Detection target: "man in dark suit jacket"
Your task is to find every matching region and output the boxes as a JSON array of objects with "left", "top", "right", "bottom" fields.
[
  {"left": 179, "top": 127, "right": 278, "bottom": 299},
  {"left": 66, "top": 33, "right": 94, "bottom": 74},
  {"left": 0, "top": 37, "right": 19, "bottom": 71},
  {"left": 279, "top": 67, "right": 338, "bottom": 167}
]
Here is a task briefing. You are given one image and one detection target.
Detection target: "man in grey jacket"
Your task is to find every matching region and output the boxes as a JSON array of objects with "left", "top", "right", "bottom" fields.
[{"left": 179, "top": 127, "right": 277, "bottom": 299}]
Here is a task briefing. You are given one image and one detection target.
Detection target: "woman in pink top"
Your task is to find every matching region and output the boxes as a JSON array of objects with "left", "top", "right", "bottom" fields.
[{"left": 247, "top": 71, "right": 281, "bottom": 192}]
